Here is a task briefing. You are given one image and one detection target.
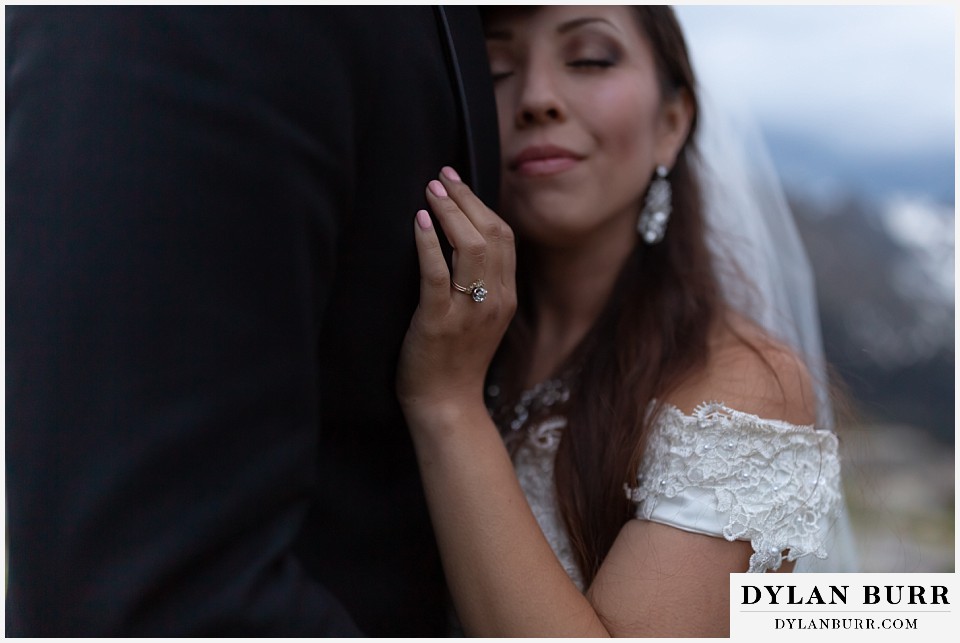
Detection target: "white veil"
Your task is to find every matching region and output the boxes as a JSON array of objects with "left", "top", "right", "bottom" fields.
[
  {"left": 693, "top": 91, "right": 833, "bottom": 429},
  {"left": 692, "top": 89, "right": 859, "bottom": 572}
]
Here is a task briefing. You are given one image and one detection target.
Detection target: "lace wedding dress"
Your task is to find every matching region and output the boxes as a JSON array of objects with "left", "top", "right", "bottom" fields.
[
  {"left": 496, "top": 88, "right": 860, "bottom": 589},
  {"left": 504, "top": 385, "right": 858, "bottom": 591}
]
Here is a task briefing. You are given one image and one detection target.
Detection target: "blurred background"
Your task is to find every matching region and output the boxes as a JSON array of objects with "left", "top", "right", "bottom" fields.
[{"left": 676, "top": 4, "right": 954, "bottom": 572}]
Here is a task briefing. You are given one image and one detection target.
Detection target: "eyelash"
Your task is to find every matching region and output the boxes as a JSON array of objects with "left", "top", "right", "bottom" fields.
[
  {"left": 567, "top": 59, "right": 614, "bottom": 69},
  {"left": 492, "top": 59, "right": 613, "bottom": 82}
]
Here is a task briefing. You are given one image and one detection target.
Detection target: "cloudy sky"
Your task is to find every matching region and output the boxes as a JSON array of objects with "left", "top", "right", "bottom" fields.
[{"left": 674, "top": 4, "right": 954, "bottom": 197}]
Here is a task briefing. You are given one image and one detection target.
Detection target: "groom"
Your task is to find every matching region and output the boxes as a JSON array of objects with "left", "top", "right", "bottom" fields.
[{"left": 6, "top": 6, "right": 499, "bottom": 636}]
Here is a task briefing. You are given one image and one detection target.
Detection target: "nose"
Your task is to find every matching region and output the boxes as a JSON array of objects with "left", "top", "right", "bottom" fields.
[{"left": 514, "top": 67, "right": 565, "bottom": 128}]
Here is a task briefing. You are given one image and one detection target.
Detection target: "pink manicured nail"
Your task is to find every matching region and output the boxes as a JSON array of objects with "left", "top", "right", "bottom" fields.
[
  {"left": 441, "top": 166, "right": 462, "bottom": 182},
  {"left": 416, "top": 209, "right": 432, "bottom": 230},
  {"left": 428, "top": 180, "right": 447, "bottom": 198}
]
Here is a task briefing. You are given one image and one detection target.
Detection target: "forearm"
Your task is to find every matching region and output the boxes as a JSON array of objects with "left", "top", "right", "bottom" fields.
[
  {"left": 406, "top": 403, "right": 610, "bottom": 637},
  {"left": 397, "top": 172, "right": 606, "bottom": 635}
]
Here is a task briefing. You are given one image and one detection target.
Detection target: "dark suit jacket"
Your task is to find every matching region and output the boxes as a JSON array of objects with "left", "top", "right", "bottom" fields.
[{"left": 6, "top": 6, "right": 499, "bottom": 636}]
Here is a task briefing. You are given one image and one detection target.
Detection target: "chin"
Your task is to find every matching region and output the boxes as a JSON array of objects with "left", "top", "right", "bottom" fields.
[
  {"left": 509, "top": 212, "right": 591, "bottom": 249},
  {"left": 506, "top": 188, "right": 579, "bottom": 222}
]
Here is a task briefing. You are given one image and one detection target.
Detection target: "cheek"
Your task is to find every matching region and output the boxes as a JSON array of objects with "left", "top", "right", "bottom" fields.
[
  {"left": 588, "top": 84, "right": 660, "bottom": 164},
  {"left": 495, "top": 91, "right": 515, "bottom": 163}
]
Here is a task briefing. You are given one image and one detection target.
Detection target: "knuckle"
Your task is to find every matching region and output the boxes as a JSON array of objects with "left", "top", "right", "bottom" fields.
[
  {"left": 484, "top": 221, "right": 506, "bottom": 240},
  {"left": 413, "top": 316, "right": 442, "bottom": 340},
  {"left": 481, "top": 306, "right": 500, "bottom": 324},
  {"left": 419, "top": 234, "right": 441, "bottom": 253},
  {"left": 424, "top": 272, "right": 448, "bottom": 289},
  {"left": 462, "top": 238, "right": 487, "bottom": 260}
]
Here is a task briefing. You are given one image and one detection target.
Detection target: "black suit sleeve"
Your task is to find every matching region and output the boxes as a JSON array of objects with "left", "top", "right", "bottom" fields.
[{"left": 5, "top": 7, "right": 394, "bottom": 635}]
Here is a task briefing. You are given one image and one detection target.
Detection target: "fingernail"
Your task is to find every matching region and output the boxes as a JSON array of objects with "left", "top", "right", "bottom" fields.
[
  {"left": 416, "top": 209, "right": 432, "bottom": 230},
  {"left": 441, "top": 166, "right": 461, "bottom": 182},
  {"left": 428, "top": 180, "right": 447, "bottom": 198}
]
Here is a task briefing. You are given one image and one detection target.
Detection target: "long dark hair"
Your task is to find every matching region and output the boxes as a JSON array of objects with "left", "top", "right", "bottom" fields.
[{"left": 487, "top": 7, "right": 722, "bottom": 586}]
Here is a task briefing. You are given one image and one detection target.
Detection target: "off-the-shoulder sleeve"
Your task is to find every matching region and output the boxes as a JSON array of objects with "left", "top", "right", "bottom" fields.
[{"left": 626, "top": 402, "right": 842, "bottom": 573}]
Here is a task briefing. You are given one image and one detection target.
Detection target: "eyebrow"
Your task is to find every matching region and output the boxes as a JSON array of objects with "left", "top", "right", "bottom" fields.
[
  {"left": 557, "top": 17, "right": 618, "bottom": 35},
  {"left": 485, "top": 16, "right": 619, "bottom": 41}
]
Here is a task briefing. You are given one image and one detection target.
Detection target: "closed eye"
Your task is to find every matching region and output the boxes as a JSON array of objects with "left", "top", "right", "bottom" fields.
[
  {"left": 568, "top": 59, "right": 614, "bottom": 69},
  {"left": 492, "top": 71, "right": 515, "bottom": 82}
]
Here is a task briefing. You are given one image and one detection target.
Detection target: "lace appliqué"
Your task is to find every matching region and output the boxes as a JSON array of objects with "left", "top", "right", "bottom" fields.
[
  {"left": 626, "top": 401, "right": 841, "bottom": 573},
  {"left": 487, "top": 377, "right": 570, "bottom": 433},
  {"left": 511, "top": 416, "right": 586, "bottom": 590}
]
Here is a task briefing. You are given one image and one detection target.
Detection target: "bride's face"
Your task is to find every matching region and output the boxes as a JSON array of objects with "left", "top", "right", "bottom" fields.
[{"left": 485, "top": 6, "right": 691, "bottom": 249}]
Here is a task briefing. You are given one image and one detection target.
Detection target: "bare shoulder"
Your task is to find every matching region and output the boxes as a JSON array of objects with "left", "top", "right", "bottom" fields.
[{"left": 665, "top": 310, "right": 818, "bottom": 426}]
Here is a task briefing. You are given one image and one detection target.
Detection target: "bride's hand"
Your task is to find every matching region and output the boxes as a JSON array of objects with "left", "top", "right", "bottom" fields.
[{"left": 397, "top": 166, "right": 517, "bottom": 425}]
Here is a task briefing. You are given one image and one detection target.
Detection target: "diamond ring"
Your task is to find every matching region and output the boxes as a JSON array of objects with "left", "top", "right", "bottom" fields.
[{"left": 451, "top": 279, "right": 488, "bottom": 303}]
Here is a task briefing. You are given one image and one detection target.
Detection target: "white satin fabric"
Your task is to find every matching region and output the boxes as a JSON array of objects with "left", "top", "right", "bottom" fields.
[
  {"left": 628, "top": 402, "right": 857, "bottom": 574},
  {"left": 513, "top": 402, "right": 857, "bottom": 591}
]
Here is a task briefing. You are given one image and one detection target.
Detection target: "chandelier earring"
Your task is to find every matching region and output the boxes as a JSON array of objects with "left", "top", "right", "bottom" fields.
[{"left": 637, "top": 164, "right": 671, "bottom": 244}]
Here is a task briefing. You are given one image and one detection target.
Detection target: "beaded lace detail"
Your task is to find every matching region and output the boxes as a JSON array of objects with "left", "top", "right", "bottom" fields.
[
  {"left": 626, "top": 401, "right": 841, "bottom": 573},
  {"left": 510, "top": 400, "right": 841, "bottom": 588}
]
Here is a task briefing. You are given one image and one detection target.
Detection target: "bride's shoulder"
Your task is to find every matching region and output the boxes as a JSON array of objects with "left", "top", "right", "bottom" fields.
[{"left": 663, "top": 310, "right": 817, "bottom": 428}]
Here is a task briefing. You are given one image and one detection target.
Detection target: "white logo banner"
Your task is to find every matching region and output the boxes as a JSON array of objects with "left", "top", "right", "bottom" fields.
[{"left": 731, "top": 573, "right": 956, "bottom": 640}]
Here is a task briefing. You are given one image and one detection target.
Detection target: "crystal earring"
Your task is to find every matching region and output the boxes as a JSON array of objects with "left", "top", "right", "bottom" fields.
[{"left": 637, "top": 165, "right": 671, "bottom": 244}]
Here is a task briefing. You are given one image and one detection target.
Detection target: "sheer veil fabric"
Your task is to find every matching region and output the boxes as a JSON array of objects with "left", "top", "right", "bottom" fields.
[{"left": 693, "top": 90, "right": 859, "bottom": 572}]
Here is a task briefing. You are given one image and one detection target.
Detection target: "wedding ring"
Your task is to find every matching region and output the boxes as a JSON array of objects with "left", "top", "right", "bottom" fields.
[{"left": 451, "top": 279, "right": 488, "bottom": 303}]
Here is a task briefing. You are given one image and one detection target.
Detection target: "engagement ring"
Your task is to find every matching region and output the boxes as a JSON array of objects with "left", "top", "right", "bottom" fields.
[{"left": 452, "top": 279, "right": 488, "bottom": 303}]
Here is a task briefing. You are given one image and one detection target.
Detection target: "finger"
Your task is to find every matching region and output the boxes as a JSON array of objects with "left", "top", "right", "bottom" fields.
[
  {"left": 413, "top": 209, "right": 452, "bottom": 313},
  {"left": 425, "top": 179, "right": 487, "bottom": 289},
  {"left": 436, "top": 166, "right": 493, "bottom": 229},
  {"left": 437, "top": 166, "right": 515, "bottom": 290},
  {"left": 500, "top": 223, "right": 517, "bottom": 293}
]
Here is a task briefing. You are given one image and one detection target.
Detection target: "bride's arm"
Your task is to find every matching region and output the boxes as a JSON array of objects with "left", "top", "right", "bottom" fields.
[
  {"left": 404, "top": 402, "right": 610, "bottom": 636},
  {"left": 397, "top": 168, "right": 765, "bottom": 637},
  {"left": 404, "top": 399, "right": 758, "bottom": 637},
  {"left": 397, "top": 168, "right": 607, "bottom": 636}
]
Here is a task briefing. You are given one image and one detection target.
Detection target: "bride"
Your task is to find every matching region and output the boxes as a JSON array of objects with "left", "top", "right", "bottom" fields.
[{"left": 397, "top": 5, "right": 854, "bottom": 637}]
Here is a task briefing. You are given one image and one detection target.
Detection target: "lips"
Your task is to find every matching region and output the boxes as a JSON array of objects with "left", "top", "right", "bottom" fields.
[{"left": 509, "top": 144, "right": 583, "bottom": 177}]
